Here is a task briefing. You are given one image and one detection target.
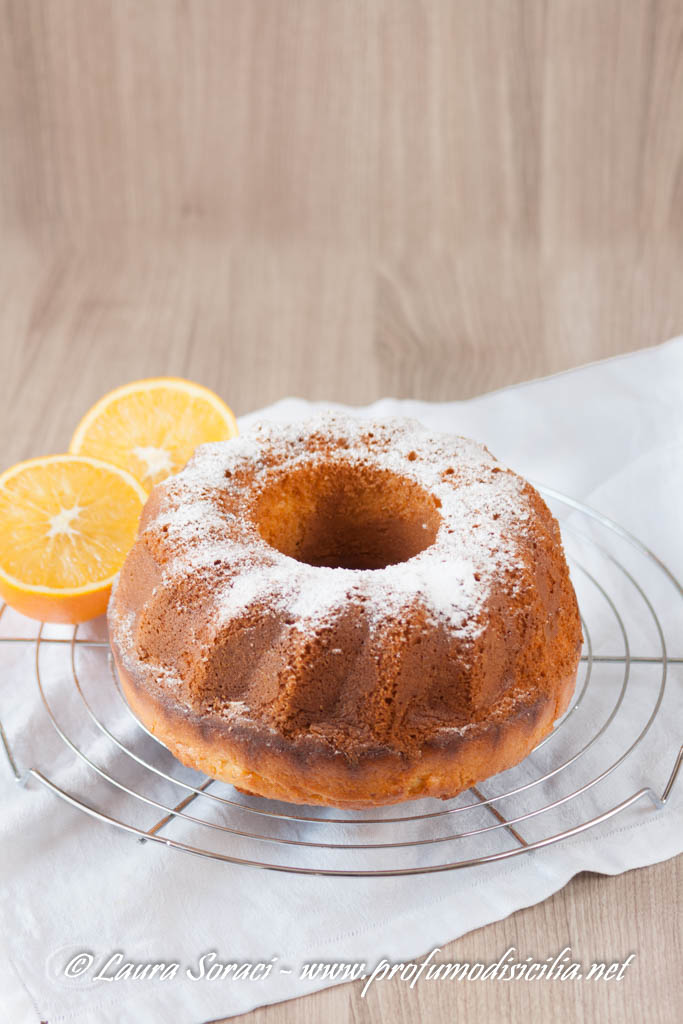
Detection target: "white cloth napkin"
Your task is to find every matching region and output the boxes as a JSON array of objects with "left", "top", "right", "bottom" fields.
[{"left": 1, "top": 339, "right": 681, "bottom": 1024}]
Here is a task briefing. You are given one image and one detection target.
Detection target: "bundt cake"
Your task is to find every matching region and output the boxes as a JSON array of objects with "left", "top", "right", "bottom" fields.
[{"left": 108, "top": 414, "right": 582, "bottom": 808}]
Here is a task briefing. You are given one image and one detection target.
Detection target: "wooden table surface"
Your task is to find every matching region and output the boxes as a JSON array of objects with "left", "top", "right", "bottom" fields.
[{"left": 1, "top": 2, "right": 681, "bottom": 1022}]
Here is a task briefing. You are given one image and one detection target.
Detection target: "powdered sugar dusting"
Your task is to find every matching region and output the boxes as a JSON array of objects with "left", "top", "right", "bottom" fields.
[{"left": 131, "top": 413, "right": 534, "bottom": 643}]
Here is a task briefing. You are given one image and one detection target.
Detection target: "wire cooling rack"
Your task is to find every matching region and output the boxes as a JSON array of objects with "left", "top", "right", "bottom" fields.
[{"left": 1, "top": 487, "right": 681, "bottom": 876}]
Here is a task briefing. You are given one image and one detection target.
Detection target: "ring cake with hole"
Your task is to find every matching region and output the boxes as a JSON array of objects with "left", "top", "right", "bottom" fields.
[{"left": 108, "top": 413, "right": 582, "bottom": 808}]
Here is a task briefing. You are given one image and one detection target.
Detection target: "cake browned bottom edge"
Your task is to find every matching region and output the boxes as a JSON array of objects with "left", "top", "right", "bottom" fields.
[{"left": 113, "top": 651, "right": 578, "bottom": 809}]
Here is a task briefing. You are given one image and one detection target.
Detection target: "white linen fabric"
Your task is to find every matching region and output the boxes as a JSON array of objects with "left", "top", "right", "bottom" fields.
[{"left": 1, "top": 338, "right": 681, "bottom": 1024}]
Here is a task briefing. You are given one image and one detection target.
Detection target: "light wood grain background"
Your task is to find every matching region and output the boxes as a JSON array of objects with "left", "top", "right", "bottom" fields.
[{"left": 0, "top": 2, "right": 681, "bottom": 1022}]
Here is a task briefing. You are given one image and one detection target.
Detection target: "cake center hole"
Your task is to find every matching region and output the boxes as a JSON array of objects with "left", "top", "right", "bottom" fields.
[{"left": 256, "top": 463, "right": 441, "bottom": 570}]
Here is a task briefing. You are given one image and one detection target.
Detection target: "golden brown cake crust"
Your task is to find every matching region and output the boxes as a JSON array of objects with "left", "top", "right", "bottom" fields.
[
  {"left": 115, "top": 651, "right": 577, "bottom": 808},
  {"left": 108, "top": 414, "right": 582, "bottom": 808}
]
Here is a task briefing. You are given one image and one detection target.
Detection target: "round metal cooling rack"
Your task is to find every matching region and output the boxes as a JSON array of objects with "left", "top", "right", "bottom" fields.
[{"left": 1, "top": 487, "right": 681, "bottom": 876}]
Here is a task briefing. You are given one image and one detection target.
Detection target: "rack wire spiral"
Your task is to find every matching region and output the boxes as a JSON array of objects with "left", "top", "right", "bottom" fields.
[{"left": 1, "top": 487, "right": 681, "bottom": 876}]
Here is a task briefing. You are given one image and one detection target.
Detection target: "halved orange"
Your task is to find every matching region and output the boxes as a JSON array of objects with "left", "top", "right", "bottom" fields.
[
  {"left": 0, "top": 455, "right": 147, "bottom": 623},
  {"left": 69, "top": 377, "right": 239, "bottom": 491}
]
